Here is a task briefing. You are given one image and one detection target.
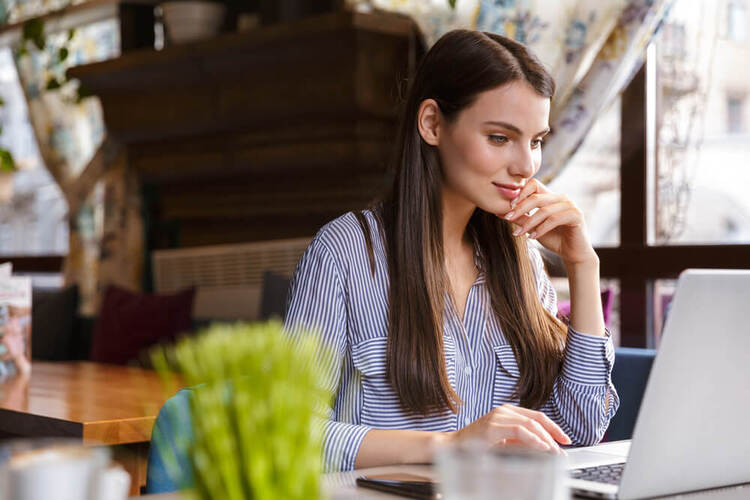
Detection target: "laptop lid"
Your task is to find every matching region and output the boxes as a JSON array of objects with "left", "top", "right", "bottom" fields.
[{"left": 618, "top": 269, "right": 750, "bottom": 499}]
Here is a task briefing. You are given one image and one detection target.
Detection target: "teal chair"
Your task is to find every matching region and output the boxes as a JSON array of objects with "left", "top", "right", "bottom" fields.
[
  {"left": 146, "top": 388, "right": 195, "bottom": 493},
  {"left": 605, "top": 347, "right": 657, "bottom": 442},
  {"left": 146, "top": 272, "right": 291, "bottom": 493}
]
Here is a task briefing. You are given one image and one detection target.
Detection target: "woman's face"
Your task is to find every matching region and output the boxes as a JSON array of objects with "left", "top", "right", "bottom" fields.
[{"left": 427, "top": 81, "right": 551, "bottom": 216}]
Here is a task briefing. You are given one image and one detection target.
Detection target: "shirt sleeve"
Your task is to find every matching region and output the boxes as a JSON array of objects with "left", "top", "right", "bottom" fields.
[
  {"left": 283, "top": 235, "right": 372, "bottom": 471},
  {"left": 529, "top": 245, "right": 620, "bottom": 446}
]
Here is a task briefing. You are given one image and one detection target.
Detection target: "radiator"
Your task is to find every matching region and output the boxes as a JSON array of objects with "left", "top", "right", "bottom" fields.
[{"left": 152, "top": 238, "right": 310, "bottom": 320}]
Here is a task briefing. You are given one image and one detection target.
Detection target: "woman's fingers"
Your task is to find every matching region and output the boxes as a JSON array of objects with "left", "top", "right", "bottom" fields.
[
  {"left": 529, "top": 210, "right": 582, "bottom": 240},
  {"left": 456, "top": 405, "right": 572, "bottom": 456},
  {"left": 505, "top": 192, "right": 559, "bottom": 222},
  {"left": 507, "top": 201, "right": 570, "bottom": 237},
  {"left": 502, "top": 405, "right": 571, "bottom": 445},
  {"left": 493, "top": 414, "right": 562, "bottom": 454},
  {"left": 510, "top": 178, "right": 549, "bottom": 210},
  {"left": 493, "top": 424, "right": 551, "bottom": 452}
]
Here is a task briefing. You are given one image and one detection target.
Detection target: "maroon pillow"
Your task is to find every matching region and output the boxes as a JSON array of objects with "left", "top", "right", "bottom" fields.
[{"left": 90, "top": 285, "right": 195, "bottom": 365}]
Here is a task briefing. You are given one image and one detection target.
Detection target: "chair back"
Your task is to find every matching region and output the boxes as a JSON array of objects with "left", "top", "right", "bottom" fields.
[{"left": 606, "top": 347, "right": 657, "bottom": 441}]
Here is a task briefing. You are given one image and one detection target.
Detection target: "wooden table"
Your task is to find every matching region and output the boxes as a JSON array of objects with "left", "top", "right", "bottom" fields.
[{"left": 0, "top": 361, "right": 177, "bottom": 496}]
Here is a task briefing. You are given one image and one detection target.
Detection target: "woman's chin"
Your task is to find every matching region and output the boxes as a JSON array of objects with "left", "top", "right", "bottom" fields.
[{"left": 478, "top": 201, "right": 512, "bottom": 217}]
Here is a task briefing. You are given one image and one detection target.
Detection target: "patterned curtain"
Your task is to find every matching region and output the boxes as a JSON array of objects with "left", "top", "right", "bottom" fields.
[
  {"left": 348, "top": 0, "right": 673, "bottom": 180},
  {"left": 653, "top": 1, "right": 721, "bottom": 242},
  {"left": 12, "top": 18, "right": 143, "bottom": 315}
]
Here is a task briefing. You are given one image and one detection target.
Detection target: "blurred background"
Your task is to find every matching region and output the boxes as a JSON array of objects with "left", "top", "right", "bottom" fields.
[{"left": 0, "top": 0, "right": 748, "bottom": 355}]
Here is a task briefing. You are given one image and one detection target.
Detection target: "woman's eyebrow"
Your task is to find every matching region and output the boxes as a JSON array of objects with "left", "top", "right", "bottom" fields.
[{"left": 483, "top": 120, "right": 550, "bottom": 137}]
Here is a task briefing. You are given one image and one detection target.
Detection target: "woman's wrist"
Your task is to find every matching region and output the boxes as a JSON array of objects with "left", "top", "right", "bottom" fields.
[
  {"left": 423, "top": 431, "right": 456, "bottom": 463},
  {"left": 562, "top": 251, "right": 599, "bottom": 271},
  {"left": 565, "top": 253, "right": 606, "bottom": 337}
]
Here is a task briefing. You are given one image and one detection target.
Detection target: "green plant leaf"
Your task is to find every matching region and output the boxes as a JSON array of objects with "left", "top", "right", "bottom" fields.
[
  {"left": 22, "top": 18, "right": 45, "bottom": 51},
  {"left": 58, "top": 47, "right": 68, "bottom": 62},
  {"left": 0, "top": 96, "right": 5, "bottom": 106},
  {"left": 76, "top": 82, "right": 93, "bottom": 103},
  {"left": 448, "top": 0, "right": 456, "bottom": 8},
  {"left": 0, "top": 149, "right": 16, "bottom": 172},
  {"left": 46, "top": 77, "right": 62, "bottom": 90},
  {"left": 67, "top": 28, "right": 76, "bottom": 41}
]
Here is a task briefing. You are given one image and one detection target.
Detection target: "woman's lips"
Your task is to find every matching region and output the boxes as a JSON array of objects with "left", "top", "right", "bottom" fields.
[{"left": 493, "top": 183, "right": 521, "bottom": 200}]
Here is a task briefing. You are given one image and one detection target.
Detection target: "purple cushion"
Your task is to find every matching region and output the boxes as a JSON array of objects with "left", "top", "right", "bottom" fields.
[
  {"left": 556, "top": 288, "right": 613, "bottom": 327},
  {"left": 90, "top": 285, "right": 195, "bottom": 365}
]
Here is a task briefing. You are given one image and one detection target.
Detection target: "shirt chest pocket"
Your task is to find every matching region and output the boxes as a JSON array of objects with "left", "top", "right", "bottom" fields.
[
  {"left": 351, "top": 336, "right": 456, "bottom": 430},
  {"left": 492, "top": 344, "right": 521, "bottom": 407}
]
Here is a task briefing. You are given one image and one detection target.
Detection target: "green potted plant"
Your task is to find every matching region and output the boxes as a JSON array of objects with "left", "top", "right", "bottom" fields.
[{"left": 151, "top": 321, "right": 334, "bottom": 499}]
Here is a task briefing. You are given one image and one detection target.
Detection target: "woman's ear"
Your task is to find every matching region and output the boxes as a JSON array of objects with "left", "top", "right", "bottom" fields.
[{"left": 417, "top": 99, "right": 441, "bottom": 146}]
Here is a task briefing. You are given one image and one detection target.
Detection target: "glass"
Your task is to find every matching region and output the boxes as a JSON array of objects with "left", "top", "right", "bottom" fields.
[
  {"left": 651, "top": 0, "right": 750, "bottom": 244},
  {"left": 0, "top": 439, "right": 118, "bottom": 500},
  {"left": 0, "top": 47, "right": 68, "bottom": 256},
  {"left": 547, "top": 96, "right": 621, "bottom": 248},
  {"left": 436, "top": 441, "right": 568, "bottom": 500}
]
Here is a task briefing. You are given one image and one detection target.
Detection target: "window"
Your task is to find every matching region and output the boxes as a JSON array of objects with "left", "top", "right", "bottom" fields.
[
  {"left": 652, "top": 0, "right": 750, "bottom": 245},
  {"left": 727, "top": 0, "right": 748, "bottom": 42},
  {"left": 727, "top": 95, "right": 744, "bottom": 133},
  {"left": 650, "top": 279, "right": 676, "bottom": 348},
  {"left": 0, "top": 48, "right": 68, "bottom": 257},
  {"left": 547, "top": 97, "right": 621, "bottom": 247},
  {"left": 551, "top": 277, "right": 621, "bottom": 346}
]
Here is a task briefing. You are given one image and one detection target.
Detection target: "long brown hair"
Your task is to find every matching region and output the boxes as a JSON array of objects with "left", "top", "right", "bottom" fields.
[{"left": 355, "top": 29, "right": 567, "bottom": 415}]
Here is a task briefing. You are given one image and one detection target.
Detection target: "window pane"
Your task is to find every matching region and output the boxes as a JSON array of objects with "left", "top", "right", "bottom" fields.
[
  {"left": 0, "top": 48, "right": 68, "bottom": 256},
  {"left": 547, "top": 97, "right": 621, "bottom": 247},
  {"left": 727, "top": 0, "right": 748, "bottom": 42},
  {"left": 650, "top": 279, "right": 677, "bottom": 348},
  {"left": 550, "top": 277, "right": 621, "bottom": 346},
  {"left": 652, "top": 0, "right": 750, "bottom": 244}
]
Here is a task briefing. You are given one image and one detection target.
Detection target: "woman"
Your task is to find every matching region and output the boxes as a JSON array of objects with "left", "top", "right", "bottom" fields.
[{"left": 284, "top": 29, "right": 619, "bottom": 472}]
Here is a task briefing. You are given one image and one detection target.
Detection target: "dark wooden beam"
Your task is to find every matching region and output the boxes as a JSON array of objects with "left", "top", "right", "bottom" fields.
[
  {"left": 619, "top": 62, "right": 648, "bottom": 347},
  {"left": 119, "top": 2, "right": 155, "bottom": 52},
  {"left": 0, "top": 256, "right": 64, "bottom": 273},
  {"left": 597, "top": 246, "right": 750, "bottom": 278}
]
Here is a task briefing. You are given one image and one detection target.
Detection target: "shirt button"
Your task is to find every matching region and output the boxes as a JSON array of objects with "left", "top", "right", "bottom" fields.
[
  {"left": 464, "top": 366, "right": 473, "bottom": 376},
  {"left": 464, "top": 417, "right": 471, "bottom": 426}
]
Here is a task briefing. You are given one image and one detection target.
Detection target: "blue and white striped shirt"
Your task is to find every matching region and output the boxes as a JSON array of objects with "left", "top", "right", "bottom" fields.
[{"left": 284, "top": 211, "right": 619, "bottom": 472}]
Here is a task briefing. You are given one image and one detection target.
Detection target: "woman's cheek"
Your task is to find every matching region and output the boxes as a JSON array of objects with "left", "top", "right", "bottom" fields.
[{"left": 470, "top": 144, "right": 507, "bottom": 177}]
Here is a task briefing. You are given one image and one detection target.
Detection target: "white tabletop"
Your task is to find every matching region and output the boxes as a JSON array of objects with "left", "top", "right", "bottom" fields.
[{"left": 135, "top": 462, "right": 750, "bottom": 499}]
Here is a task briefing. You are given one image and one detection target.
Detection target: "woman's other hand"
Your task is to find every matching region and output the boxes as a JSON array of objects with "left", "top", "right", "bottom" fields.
[{"left": 446, "top": 404, "right": 571, "bottom": 455}]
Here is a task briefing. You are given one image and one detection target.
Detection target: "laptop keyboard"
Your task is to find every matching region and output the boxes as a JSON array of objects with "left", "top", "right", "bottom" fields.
[{"left": 570, "top": 463, "right": 626, "bottom": 485}]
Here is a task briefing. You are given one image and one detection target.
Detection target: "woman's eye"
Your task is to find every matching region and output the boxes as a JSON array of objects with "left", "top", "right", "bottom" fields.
[
  {"left": 531, "top": 138, "right": 544, "bottom": 148},
  {"left": 489, "top": 135, "right": 508, "bottom": 144}
]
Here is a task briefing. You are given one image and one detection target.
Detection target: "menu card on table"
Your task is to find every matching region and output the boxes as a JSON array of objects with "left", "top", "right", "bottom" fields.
[{"left": 0, "top": 263, "right": 32, "bottom": 378}]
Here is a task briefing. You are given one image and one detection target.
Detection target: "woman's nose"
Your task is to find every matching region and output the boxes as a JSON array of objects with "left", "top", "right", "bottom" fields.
[{"left": 508, "top": 145, "right": 536, "bottom": 179}]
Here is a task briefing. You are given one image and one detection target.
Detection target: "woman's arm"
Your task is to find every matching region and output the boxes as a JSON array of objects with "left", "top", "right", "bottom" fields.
[
  {"left": 503, "top": 174, "right": 619, "bottom": 445},
  {"left": 355, "top": 404, "right": 570, "bottom": 468},
  {"left": 355, "top": 430, "right": 445, "bottom": 468},
  {"left": 531, "top": 248, "right": 619, "bottom": 445},
  {"left": 566, "top": 258, "right": 606, "bottom": 338}
]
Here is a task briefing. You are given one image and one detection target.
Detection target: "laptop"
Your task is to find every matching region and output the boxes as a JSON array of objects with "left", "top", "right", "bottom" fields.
[{"left": 565, "top": 269, "right": 750, "bottom": 499}]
